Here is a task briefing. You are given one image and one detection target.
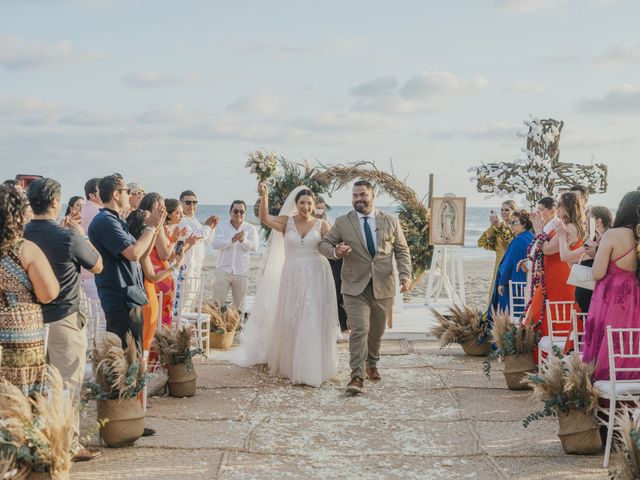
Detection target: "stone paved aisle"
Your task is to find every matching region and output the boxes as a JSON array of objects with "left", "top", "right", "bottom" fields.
[{"left": 73, "top": 340, "right": 608, "bottom": 479}]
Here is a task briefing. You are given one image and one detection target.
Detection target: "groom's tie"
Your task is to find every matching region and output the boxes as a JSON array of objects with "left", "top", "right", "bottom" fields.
[{"left": 363, "top": 216, "right": 376, "bottom": 258}]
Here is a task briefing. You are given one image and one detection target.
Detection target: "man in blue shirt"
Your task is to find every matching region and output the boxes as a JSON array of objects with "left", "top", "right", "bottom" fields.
[{"left": 88, "top": 173, "right": 165, "bottom": 348}]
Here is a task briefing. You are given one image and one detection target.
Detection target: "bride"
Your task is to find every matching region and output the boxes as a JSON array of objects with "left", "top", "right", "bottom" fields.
[{"left": 218, "top": 183, "right": 338, "bottom": 387}]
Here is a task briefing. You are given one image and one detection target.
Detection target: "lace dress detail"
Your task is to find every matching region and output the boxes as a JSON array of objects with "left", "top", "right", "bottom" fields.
[
  {"left": 0, "top": 244, "right": 47, "bottom": 396},
  {"left": 266, "top": 217, "right": 338, "bottom": 386}
]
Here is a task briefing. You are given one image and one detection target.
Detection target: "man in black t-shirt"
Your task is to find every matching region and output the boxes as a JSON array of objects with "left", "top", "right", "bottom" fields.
[{"left": 25, "top": 178, "right": 103, "bottom": 462}]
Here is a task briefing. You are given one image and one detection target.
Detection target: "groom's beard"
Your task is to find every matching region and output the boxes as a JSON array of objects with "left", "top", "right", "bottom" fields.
[{"left": 353, "top": 201, "right": 371, "bottom": 214}]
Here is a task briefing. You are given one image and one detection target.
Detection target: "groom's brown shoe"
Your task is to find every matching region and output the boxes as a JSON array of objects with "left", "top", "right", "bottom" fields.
[
  {"left": 366, "top": 367, "right": 381, "bottom": 381},
  {"left": 346, "top": 376, "right": 364, "bottom": 394}
]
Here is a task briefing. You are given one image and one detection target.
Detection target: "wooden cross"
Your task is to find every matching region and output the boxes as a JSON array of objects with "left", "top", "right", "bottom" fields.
[{"left": 474, "top": 118, "right": 608, "bottom": 207}]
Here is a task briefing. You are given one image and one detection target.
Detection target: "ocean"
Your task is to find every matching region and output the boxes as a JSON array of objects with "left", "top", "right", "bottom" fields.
[{"left": 195, "top": 204, "right": 496, "bottom": 258}]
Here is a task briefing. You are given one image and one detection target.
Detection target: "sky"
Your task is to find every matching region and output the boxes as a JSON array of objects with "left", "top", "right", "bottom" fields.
[{"left": 1, "top": 0, "right": 639, "bottom": 207}]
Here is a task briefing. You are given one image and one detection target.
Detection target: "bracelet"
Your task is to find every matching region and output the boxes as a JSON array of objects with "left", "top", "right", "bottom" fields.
[{"left": 144, "top": 226, "right": 156, "bottom": 234}]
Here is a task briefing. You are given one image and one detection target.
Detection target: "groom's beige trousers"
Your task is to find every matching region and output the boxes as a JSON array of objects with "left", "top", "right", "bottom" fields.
[{"left": 343, "top": 281, "right": 393, "bottom": 380}]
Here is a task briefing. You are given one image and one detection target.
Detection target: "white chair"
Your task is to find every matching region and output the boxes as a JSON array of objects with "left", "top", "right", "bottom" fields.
[
  {"left": 508, "top": 280, "right": 528, "bottom": 323},
  {"left": 571, "top": 311, "right": 587, "bottom": 355},
  {"left": 174, "top": 274, "right": 210, "bottom": 358},
  {"left": 43, "top": 324, "right": 50, "bottom": 356},
  {"left": 538, "top": 301, "right": 575, "bottom": 367},
  {"left": 595, "top": 326, "right": 640, "bottom": 467}
]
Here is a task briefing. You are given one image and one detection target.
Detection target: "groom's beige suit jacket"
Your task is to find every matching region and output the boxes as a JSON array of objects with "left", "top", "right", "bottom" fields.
[{"left": 318, "top": 209, "right": 412, "bottom": 299}]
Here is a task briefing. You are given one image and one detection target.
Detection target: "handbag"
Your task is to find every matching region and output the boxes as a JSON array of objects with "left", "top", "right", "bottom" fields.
[{"left": 567, "top": 255, "right": 595, "bottom": 290}]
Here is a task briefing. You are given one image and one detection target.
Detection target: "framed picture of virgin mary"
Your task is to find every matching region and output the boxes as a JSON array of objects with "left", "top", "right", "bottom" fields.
[{"left": 429, "top": 196, "right": 466, "bottom": 246}]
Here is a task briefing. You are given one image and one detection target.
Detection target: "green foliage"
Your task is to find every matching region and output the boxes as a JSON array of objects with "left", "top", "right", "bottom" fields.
[{"left": 397, "top": 203, "right": 433, "bottom": 278}]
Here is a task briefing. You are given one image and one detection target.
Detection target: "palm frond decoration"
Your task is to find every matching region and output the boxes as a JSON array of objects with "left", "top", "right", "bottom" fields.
[
  {"left": 430, "top": 304, "right": 489, "bottom": 347},
  {"left": 152, "top": 325, "right": 199, "bottom": 371},
  {"left": 610, "top": 405, "right": 640, "bottom": 479}
]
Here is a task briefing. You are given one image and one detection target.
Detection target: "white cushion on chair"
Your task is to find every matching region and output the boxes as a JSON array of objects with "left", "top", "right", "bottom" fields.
[
  {"left": 180, "top": 312, "right": 211, "bottom": 322},
  {"left": 538, "top": 336, "right": 566, "bottom": 352},
  {"left": 594, "top": 380, "right": 640, "bottom": 397}
]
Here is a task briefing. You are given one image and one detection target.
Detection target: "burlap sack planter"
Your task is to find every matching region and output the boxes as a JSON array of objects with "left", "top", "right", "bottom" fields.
[
  {"left": 209, "top": 327, "right": 237, "bottom": 350},
  {"left": 97, "top": 397, "right": 144, "bottom": 447},
  {"left": 503, "top": 353, "right": 536, "bottom": 390},
  {"left": 168, "top": 363, "right": 197, "bottom": 397},
  {"left": 27, "top": 472, "right": 60, "bottom": 480},
  {"left": 557, "top": 409, "right": 602, "bottom": 454},
  {"left": 460, "top": 340, "right": 491, "bottom": 356}
]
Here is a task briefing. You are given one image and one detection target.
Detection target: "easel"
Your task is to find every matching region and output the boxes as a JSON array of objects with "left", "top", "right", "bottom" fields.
[
  {"left": 424, "top": 245, "right": 465, "bottom": 305},
  {"left": 424, "top": 182, "right": 466, "bottom": 306}
]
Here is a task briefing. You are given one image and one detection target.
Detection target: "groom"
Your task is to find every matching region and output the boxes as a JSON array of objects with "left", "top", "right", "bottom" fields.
[{"left": 319, "top": 180, "right": 412, "bottom": 394}]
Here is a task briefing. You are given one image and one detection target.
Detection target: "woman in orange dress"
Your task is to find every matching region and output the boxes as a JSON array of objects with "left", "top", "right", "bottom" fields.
[{"left": 526, "top": 192, "right": 585, "bottom": 364}]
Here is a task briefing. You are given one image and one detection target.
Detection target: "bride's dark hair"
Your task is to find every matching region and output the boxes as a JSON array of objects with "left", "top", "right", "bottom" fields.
[{"left": 295, "top": 188, "right": 315, "bottom": 204}]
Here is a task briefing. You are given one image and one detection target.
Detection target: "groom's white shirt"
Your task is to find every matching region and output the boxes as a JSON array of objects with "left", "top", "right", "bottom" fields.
[{"left": 356, "top": 210, "right": 377, "bottom": 246}]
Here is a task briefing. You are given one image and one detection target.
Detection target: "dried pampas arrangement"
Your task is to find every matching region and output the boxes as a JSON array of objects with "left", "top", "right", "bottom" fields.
[{"left": 430, "top": 304, "right": 489, "bottom": 347}]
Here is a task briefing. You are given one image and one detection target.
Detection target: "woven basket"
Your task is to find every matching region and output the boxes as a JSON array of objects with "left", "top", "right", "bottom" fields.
[
  {"left": 209, "top": 328, "right": 237, "bottom": 350},
  {"left": 27, "top": 472, "right": 53, "bottom": 480},
  {"left": 168, "top": 363, "right": 197, "bottom": 397},
  {"left": 557, "top": 409, "right": 602, "bottom": 454},
  {"left": 460, "top": 340, "right": 491, "bottom": 356},
  {"left": 97, "top": 397, "right": 145, "bottom": 447},
  {"left": 503, "top": 353, "right": 536, "bottom": 390}
]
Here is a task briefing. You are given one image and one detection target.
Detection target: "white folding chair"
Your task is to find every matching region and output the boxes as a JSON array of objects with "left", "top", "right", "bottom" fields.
[
  {"left": 571, "top": 311, "right": 587, "bottom": 355},
  {"left": 538, "top": 301, "right": 575, "bottom": 368},
  {"left": 43, "top": 324, "right": 50, "bottom": 356},
  {"left": 174, "top": 274, "right": 210, "bottom": 358},
  {"left": 595, "top": 326, "right": 640, "bottom": 467},
  {"left": 508, "top": 280, "right": 527, "bottom": 323}
]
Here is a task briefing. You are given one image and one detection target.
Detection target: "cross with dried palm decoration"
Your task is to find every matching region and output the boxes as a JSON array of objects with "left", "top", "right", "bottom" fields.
[{"left": 473, "top": 118, "right": 608, "bottom": 207}]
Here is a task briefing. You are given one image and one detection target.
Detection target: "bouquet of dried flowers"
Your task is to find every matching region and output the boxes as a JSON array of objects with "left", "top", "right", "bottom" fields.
[
  {"left": 430, "top": 304, "right": 490, "bottom": 348},
  {"left": 483, "top": 307, "right": 539, "bottom": 377},
  {"left": 203, "top": 303, "right": 240, "bottom": 334},
  {"left": 246, "top": 150, "right": 277, "bottom": 183},
  {"left": 152, "top": 325, "right": 199, "bottom": 372},
  {"left": 610, "top": 405, "right": 640, "bottom": 479},
  {"left": 0, "top": 367, "right": 75, "bottom": 478},
  {"left": 86, "top": 332, "right": 147, "bottom": 401},
  {"left": 523, "top": 352, "right": 599, "bottom": 427}
]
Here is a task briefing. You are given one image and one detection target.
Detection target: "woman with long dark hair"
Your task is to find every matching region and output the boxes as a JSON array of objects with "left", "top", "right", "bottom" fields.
[
  {"left": 582, "top": 191, "right": 640, "bottom": 380},
  {"left": 526, "top": 192, "right": 584, "bottom": 364},
  {"left": 0, "top": 186, "right": 59, "bottom": 395}
]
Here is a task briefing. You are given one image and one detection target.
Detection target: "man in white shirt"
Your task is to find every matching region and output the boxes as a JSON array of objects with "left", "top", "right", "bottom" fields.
[
  {"left": 178, "top": 190, "right": 219, "bottom": 309},
  {"left": 212, "top": 200, "right": 259, "bottom": 312},
  {"left": 80, "top": 177, "right": 103, "bottom": 301}
]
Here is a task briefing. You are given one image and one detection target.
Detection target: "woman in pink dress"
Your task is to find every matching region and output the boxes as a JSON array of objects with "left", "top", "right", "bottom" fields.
[{"left": 582, "top": 191, "right": 640, "bottom": 381}]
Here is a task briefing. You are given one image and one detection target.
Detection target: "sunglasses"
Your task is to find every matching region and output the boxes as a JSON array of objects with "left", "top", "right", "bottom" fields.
[
  {"left": 183, "top": 200, "right": 198, "bottom": 206},
  {"left": 233, "top": 209, "right": 246, "bottom": 214},
  {"left": 131, "top": 190, "right": 145, "bottom": 196}
]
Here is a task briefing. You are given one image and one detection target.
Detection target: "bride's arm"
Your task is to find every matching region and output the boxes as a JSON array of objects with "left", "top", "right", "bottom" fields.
[
  {"left": 258, "top": 182, "right": 287, "bottom": 233},
  {"left": 320, "top": 220, "right": 331, "bottom": 237}
]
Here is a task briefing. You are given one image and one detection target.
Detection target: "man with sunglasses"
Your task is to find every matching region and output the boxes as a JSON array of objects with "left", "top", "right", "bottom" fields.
[
  {"left": 178, "top": 190, "right": 219, "bottom": 306},
  {"left": 212, "top": 200, "right": 258, "bottom": 313}
]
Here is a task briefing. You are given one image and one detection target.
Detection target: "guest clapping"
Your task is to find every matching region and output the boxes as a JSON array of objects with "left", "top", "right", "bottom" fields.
[
  {"left": 212, "top": 200, "right": 258, "bottom": 313},
  {"left": 478, "top": 200, "right": 516, "bottom": 303},
  {"left": 64, "top": 195, "right": 84, "bottom": 220}
]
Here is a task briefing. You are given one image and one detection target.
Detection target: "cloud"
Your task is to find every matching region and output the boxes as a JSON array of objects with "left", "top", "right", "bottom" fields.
[
  {"left": 0, "top": 94, "right": 59, "bottom": 116},
  {"left": 594, "top": 43, "right": 640, "bottom": 66},
  {"left": 496, "top": 0, "right": 569, "bottom": 13},
  {"left": 578, "top": 84, "right": 640, "bottom": 114},
  {"left": 227, "top": 94, "right": 279, "bottom": 114},
  {"left": 504, "top": 81, "right": 545, "bottom": 93},
  {"left": 399, "top": 72, "right": 487, "bottom": 99},
  {"left": 294, "top": 112, "right": 403, "bottom": 134},
  {"left": 138, "top": 104, "right": 207, "bottom": 125},
  {"left": 59, "top": 111, "right": 125, "bottom": 126},
  {"left": 228, "top": 37, "right": 365, "bottom": 56},
  {"left": 122, "top": 71, "right": 185, "bottom": 88},
  {"left": 351, "top": 97, "right": 433, "bottom": 115},
  {"left": 426, "top": 123, "right": 520, "bottom": 141},
  {"left": 544, "top": 52, "right": 579, "bottom": 64},
  {"left": 0, "top": 35, "right": 102, "bottom": 70},
  {"left": 350, "top": 76, "right": 398, "bottom": 97}
]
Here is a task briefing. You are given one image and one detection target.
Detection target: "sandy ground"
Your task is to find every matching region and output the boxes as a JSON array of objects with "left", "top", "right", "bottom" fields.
[{"left": 74, "top": 339, "right": 608, "bottom": 479}]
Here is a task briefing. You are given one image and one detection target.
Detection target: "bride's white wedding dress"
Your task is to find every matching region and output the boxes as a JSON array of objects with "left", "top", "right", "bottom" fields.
[
  {"left": 266, "top": 217, "right": 338, "bottom": 386},
  {"left": 217, "top": 186, "right": 338, "bottom": 387}
]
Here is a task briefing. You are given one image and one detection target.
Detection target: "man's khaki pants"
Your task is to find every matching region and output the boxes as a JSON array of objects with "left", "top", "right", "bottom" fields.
[
  {"left": 342, "top": 282, "right": 393, "bottom": 380},
  {"left": 46, "top": 311, "right": 87, "bottom": 448},
  {"left": 212, "top": 270, "right": 249, "bottom": 312}
]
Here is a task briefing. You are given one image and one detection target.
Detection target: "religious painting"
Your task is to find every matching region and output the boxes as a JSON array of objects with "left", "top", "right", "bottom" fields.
[{"left": 429, "top": 197, "right": 466, "bottom": 246}]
